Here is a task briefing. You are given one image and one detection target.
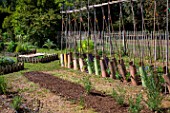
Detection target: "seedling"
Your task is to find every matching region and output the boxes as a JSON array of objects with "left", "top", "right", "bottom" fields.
[
  {"left": 79, "top": 96, "right": 85, "bottom": 108},
  {"left": 111, "top": 88, "right": 125, "bottom": 106},
  {"left": 82, "top": 76, "right": 92, "bottom": 94},
  {"left": 0, "top": 76, "right": 7, "bottom": 94},
  {"left": 11, "top": 96, "right": 22, "bottom": 111},
  {"left": 128, "top": 94, "right": 143, "bottom": 113}
]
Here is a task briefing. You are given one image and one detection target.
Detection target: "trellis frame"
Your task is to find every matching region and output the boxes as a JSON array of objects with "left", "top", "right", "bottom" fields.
[{"left": 61, "top": 0, "right": 137, "bottom": 14}]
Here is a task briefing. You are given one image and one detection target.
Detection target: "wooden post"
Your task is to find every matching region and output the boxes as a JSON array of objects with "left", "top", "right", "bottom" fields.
[
  {"left": 100, "top": 58, "right": 107, "bottom": 77},
  {"left": 129, "top": 62, "right": 138, "bottom": 86}
]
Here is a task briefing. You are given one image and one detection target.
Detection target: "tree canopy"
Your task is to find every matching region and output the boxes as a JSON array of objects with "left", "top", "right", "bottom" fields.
[{"left": 0, "top": 0, "right": 169, "bottom": 47}]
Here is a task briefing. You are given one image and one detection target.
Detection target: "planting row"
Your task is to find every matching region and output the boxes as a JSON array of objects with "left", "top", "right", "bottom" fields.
[
  {"left": 17, "top": 54, "right": 59, "bottom": 63},
  {"left": 60, "top": 53, "right": 170, "bottom": 93}
]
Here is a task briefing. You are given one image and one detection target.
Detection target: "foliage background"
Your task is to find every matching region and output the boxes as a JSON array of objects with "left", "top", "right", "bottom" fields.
[{"left": 0, "top": 0, "right": 168, "bottom": 48}]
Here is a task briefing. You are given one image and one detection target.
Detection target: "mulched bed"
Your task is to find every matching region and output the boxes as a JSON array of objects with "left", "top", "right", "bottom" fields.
[{"left": 24, "top": 71, "right": 129, "bottom": 113}]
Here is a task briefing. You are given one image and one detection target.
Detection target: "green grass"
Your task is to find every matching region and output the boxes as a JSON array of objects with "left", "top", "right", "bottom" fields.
[
  {"left": 37, "top": 48, "right": 62, "bottom": 54},
  {"left": 23, "top": 60, "right": 60, "bottom": 72}
]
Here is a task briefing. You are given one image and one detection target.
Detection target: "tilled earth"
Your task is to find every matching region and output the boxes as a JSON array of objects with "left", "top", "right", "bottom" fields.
[{"left": 24, "top": 71, "right": 129, "bottom": 113}]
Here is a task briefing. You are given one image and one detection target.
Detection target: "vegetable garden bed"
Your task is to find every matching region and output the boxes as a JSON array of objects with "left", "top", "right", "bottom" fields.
[
  {"left": 17, "top": 53, "right": 59, "bottom": 63},
  {"left": 0, "top": 62, "right": 24, "bottom": 75},
  {"left": 0, "top": 57, "right": 24, "bottom": 75},
  {"left": 24, "top": 71, "right": 153, "bottom": 113}
]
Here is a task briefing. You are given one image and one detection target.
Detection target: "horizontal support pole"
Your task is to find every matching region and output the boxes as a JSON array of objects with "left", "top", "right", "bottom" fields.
[{"left": 61, "top": 0, "right": 137, "bottom": 14}]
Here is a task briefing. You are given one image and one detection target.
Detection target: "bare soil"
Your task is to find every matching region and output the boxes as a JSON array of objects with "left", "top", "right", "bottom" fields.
[{"left": 24, "top": 71, "right": 154, "bottom": 113}]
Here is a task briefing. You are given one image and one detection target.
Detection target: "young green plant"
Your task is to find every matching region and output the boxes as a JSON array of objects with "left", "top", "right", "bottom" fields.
[
  {"left": 82, "top": 76, "right": 92, "bottom": 94},
  {"left": 0, "top": 76, "right": 7, "bottom": 94},
  {"left": 128, "top": 94, "right": 143, "bottom": 113},
  {"left": 11, "top": 96, "right": 22, "bottom": 111}
]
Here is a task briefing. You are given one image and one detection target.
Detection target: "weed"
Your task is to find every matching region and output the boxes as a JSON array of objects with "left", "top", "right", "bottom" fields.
[
  {"left": 11, "top": 96, "right": 22, "bottom": 111},
  {"left": 128, "top": 94, "right": 143, "bottom": 113},
  {"left": 82, "top": 76, "right": 92, "bottom": 94},
  {"left": 79, "top": 96, "right": 85, "bottom": 107},
  {"left": 111, "top": 88, "right": 125, "bottom": 106},
  {"left": 0, "top": 76, "right": 7, "bottom": 94}
]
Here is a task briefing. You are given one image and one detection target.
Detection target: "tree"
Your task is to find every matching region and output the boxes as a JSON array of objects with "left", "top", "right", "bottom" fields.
[{"left": 2, "top": 0, "right": 62, "bottom": 47}]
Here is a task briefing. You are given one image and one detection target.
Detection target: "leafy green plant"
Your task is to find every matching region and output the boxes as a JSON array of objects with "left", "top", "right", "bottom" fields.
[
  {"left": 128, "top": 94, "right": 143, "bottom": 113},
  {"left": 0, "top": 57, "right": 15, "bottom": 67},
  {"left": 15, "top": 42, "right": 35, "bottom": 53},
  {"left": 98, "top": 50, "right": 102, "bottom": 56},
  {"left": 11, "top": 96, "right": 22, "bottom": 111},
  {"left": 144, "top": 67, "right": 163, "bottom": 111},
  {"left": 7, "top": 41, "right": 17, "bottom": 52},
  {"left": 82, "top": 76, "right": 92, "bottom": 94},
  {"left": 111, "top": 88, "right": 125, "bottom": 105},
  {"left": 0, "top": 76, "right": 7, "bottom": 94},
  {"left": 77, "top": 40, "right": 94, "bottom": 53},
  {"left": 43, "top": 39, "right": 56, "bottom": 50},
  {"left": 115, "top": 72, "right": 121, "bottom": 79}
]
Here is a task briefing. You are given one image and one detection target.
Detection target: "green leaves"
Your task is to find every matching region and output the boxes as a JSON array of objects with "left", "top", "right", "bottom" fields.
[
  {"left": 2, "top": 0, "right": 62, "bottom": 47},
  {"left": 43, "top": 39, "right": 56, "bottom": 50}
]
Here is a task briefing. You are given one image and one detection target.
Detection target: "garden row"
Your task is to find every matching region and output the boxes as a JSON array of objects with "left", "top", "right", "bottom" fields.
[
  {"left": 17, "top": 54, "right": 59, "bottom": 63},
  {"left": 0, "top": 57, "right": 24, "bottom": 75},
  {"left": 60, "top": 52, "right": 170, "bottom": 92}
]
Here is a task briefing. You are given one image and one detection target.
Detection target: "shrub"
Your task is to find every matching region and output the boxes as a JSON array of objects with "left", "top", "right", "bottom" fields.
[
  {"left": 15, "top": 43, "right": 35, "bottom": 53},
  {"left": 15, "top": 43, "right": 25, "bottom": 53},
  {"left": 0, "top": 76, "right": 7, "bottom": 94},
  {"left": 0, "top": 57, "right": 15, "bottom": 67},
  {"left": 43, "top": 39, "right": 56, "bottom": 50},
  {"left": 144, "top": 67, "right": 163, "bottom": 111},
  {"left": 7, "top": 41, "right": 17, "bottom": 52},
  {"left": 128, "top": 94, "right": 143, "bottom": 113}
]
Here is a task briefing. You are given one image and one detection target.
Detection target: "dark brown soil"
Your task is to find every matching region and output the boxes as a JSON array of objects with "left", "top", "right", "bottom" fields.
[{"left": 24, "top": 71, "right": 129, "bottom": 113}]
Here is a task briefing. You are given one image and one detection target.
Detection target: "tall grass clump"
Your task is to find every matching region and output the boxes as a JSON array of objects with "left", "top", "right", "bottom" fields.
[
  {"left": 11, "top": 96, "right": 22, "bottom": 111},
  {"left": 0, "top": 76, "right": 7, "bottom": 94}
]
